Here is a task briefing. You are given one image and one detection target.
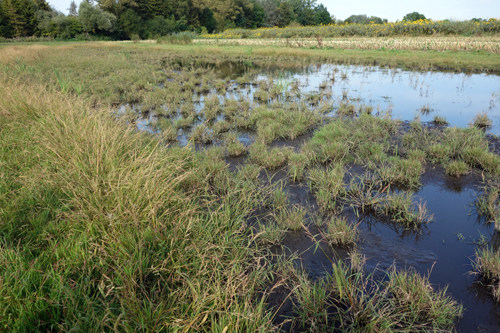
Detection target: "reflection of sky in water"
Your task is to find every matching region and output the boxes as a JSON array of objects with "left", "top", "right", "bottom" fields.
[
  {"left": 265, "top": 65, "right": 500, "bottom": 135},
  {"left": 364, "top": 182, "right": 500, "bottom": 332}
]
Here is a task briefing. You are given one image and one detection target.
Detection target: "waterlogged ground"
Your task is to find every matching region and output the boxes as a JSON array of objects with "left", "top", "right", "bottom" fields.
[
  {"left": 121, "top": 61, "right": 500, "bottom": 332},
  {"left": 124, "top": 62, "right": 500, "bottom": 140}
]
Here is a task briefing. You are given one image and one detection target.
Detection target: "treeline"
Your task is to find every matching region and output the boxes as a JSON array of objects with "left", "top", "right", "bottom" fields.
[{"left": 0, "top": 0, "right": 334, "bottom": 39}]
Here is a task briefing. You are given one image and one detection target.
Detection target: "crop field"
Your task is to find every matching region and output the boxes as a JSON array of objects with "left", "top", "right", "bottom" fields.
[
  {"left": 195, "top": 36, "right": 500, "bottom": 53},
  {"left": 1, "top": 43, "right": 500, "bottom": 332},
  {"left": 200, "top": 19, "right": 500, "bottom": 39}
]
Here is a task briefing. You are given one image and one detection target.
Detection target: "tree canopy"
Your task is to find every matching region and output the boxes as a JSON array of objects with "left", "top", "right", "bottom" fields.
[
  {"left": 0, "top": 0, "right": 338, "bottom": 38},
  {"left": 403, "top": 12, "right": 426, "bottom": 22},
  {"left": 344, "top": 14, "right": 387, "bottom": 24}
]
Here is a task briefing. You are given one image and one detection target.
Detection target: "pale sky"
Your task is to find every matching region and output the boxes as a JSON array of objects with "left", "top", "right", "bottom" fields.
[{"left": 48, "top": 0, "right": 499, "bottom": 22}]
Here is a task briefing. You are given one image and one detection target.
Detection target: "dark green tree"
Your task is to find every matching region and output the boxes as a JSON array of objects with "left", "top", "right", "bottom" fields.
[
  {"left": 403, "top": 12, "right": 426, "bottom": 22},
  {"left": 68, "top": 0, "right": 78, "bottom": 16},
  {"left": 314, "top": 3, "right": 330, "bottom": 25},
  {"left": 345, "top": 14, "right": 386, "bottom": 24},
  {"left": 277, "top": 1, "right": 293, "bottom": 27},
  {"left": 250, "top": 0, "right": 264, "bottom": 28},
  {"left": 1, "top": 0, "right": 26, "bottom": 36},
  {"left": 199, "top": 7, "right": 216, "bottom": 32},
  {"left": 120, "top": 7, "right": 145, "bottom": 37},
  {"left": 78, "top": 1, "right": 116, "bottom": 35}
]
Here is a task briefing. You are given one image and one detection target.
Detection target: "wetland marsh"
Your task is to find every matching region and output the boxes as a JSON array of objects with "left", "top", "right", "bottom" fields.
[{"left": 1, "top": 43, "right": 500, "bottom": 332}]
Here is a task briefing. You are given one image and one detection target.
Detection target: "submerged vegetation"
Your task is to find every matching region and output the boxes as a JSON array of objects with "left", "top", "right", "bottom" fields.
[{"left": 2, "top": 41, "right": 500, "bottom": 331}]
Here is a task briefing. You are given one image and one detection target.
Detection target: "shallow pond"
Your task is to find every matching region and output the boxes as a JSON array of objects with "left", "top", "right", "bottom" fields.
[{"left": 255, "top": 64, "right": 500, "bottom": 135}]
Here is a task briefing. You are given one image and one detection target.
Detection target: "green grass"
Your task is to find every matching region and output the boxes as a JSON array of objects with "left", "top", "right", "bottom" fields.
[
  {"left": 433, "top": 115, "right": 449, "bottom": 125},
  {"left": 223, "top": 132, "right": 247, "bottom": 157},
  {"left": 248, "top": 141, "right": 288, "bottom": 169},
  {"left": 378, "top": 191, "right": 434, "bottom": 228},
  {"left": 291, "top": 261, "right": 462, "bottom": 332},
  {"left": 0, "top": 77, "right": 278, "bottom": 332},
  {"left": 471, "top": 111, "right": 493, "bottom": 129},
  {"left": 475, "top": 187, "right": 500, "bottom": 229},
  {"left": 323, "top": 216, "right": 358, "bottom": 247},
  {"left": 445, "top": 160, "right": 469, "bottom": 177},
  {"left": 275, "top": 205, "right": 307, "bottom": 231},
  {"left": 287, "top": 152, "right": 309, "bottom": 182},
  {"left": 308, "top": 164, "right": 346, "bottom": 212},
  {"left": 472, "top": 247, "right": 500, "bottom": 302}
]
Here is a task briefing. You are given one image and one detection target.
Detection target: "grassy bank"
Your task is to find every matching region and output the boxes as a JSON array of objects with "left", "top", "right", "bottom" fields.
[{"left": 0, "top": 76, "right": 282, "bottom": 332}]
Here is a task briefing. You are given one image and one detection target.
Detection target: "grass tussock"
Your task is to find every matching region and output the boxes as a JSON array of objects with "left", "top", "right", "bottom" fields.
[
  {"left": 471, "top": 111, "right": 493, "bottom": 129},
  {"left": 292, "top": 262, "right": 462, "bottom": 332},
  {"left": 378, "top": 191, "right": 434, "bottom": 228},
  {"left": 323, "top": 216, "right": 358, "bottom": 247},
  {"left": 472, "top": 247, "right": 500, "bottom": 302},
  {"left": 249, "top": 141, "right": 288, "bottom": 169},
  {"left": 445, "top": 160, "right": 469, "bottom": 178},
  {"left": 475, "top": 187, "right": 500, "bottom": 229},
  {"left": 275, "top": 205, "right": 307, "bottom": 231},
  {"left": 308, "top": 164, "right": 345, "bottom": 212},
  {"left": 223, "top": 132, "right": 247, "bottom": 157}
]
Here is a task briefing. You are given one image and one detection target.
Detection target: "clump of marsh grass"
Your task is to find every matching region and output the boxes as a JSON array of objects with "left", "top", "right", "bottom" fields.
[
  {"left": 337, "top": 102, "right": 356, "bottom": 116},
  {"left": 248, "top": 141, "right": 288, "bottom": 169},
  {"left": 256, "top": 221, "right": 286, "bottom": 245},
  {"left": 270, "top": 187, "right": 290, "bottom": 211},
  {"left": 293, "top": 270, "right": 331, "bottom": 330},
  {"left": 378, "top": 191, "right": 434, "bottom": 228},
  {"left": 378, "top": 158, "right": 423, "bottom": 188},
  {"left": 433, "top": 115, "right": 448, "bottom": 125},
  {"left": 475, "top": 187, "right": 500, "bottom": 229},
  {"left": 348, "top": 248, "right": 366, "bottom": 273},
  {"left": 471, "top": 247, "right": 500, "bottom": 302},
  {"left": 287, "top": 152, "right": 309, "bottom": 181},
  {"left": 275, "top": 205, "right": 307, "bottom": 231},
  {"left": 308, "top": 164, "right": 345, "bottom": 211},
  {"left": 419, "top": 103, "right": 433, "bottom": 115},
  {"left": 292, "top": 262, "right": 462, "bottom": 332},
  {"left": 407, "top": 149, "right": 427, "bottom": 163},
  {"left": 426, "top": 144, "right": 451, "bottom": 163},
  {"left": 155, "top": 118, "right": 177, "bottom": 141},
  {"left": 445, "top": 160, "right": 469, "bottom": 178},
  {"left": 190, "top": 124, "right": 213, "bottom": 143},
  {"left": 304, "top": 141, "right": 350, "bottom": 164},
  {"left": 471, "top": 111, "right": 493, "bottom": 129},
  {"left": 323, "top": 215, "right": 358, "bottom": 247},
  {"left": 410, "top": 117, "right": 423, "bottom": 132},
  {"left": 345, "top": 174, "right": 386, "bottom": 213},
  {"left": 384, "top": 267, "right": 463, "bottom": 330},
  {"left": 223, "top": 132, "right": 246, "bottom": 157},
  {"left": 355, "top": 142, "right": 387, "bottom": 164},
  {"left": 211, "top": 119, "right": 231, "bottom": 135},
  {"left": 175, "top": 115, "right": 195, "bottom": 128}
]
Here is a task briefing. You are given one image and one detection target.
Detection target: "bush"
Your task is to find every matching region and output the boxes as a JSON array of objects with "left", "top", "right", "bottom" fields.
[
  {"left": 130, "top": 33, "right": 141, "bottom": 43},
  {"left": 157, "top": 33, "right": 193, "bottom": 44}
]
